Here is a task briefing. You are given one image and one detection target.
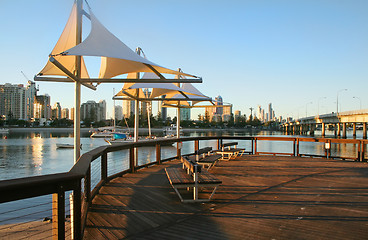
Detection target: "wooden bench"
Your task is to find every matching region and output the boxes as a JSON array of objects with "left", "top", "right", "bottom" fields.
[
  {"left": 187, "top": 147, "right": 222, "bottom": 170},
  {"left": 165, "top": 157, "right": 222, "bottom": 203},
  {"left": 215, "top": 142, "right": 246, "bottom": 160}
]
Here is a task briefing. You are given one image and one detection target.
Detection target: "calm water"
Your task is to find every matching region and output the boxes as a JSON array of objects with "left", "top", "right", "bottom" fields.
[
  {"left": 0, "top": 128, "right": 364, "bottom": 224},
  {"left": 0, "top": 128, "right": 365, "bottom": 181}
]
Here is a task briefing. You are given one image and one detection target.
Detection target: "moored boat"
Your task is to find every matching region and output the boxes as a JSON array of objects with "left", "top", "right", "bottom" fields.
[
  {"left": 90, "top": 127, "right": 128, "bottom": 138},
  {"left": 105, "top": 135, "right": 174, "bottom": 146},
  {"left": 0, "top": 128, "right": 9, "bottom": 134},
  {"left": 163, "top": 124, "right": 182, "bottom": 137},
  {"left": 56, "top": 143, "right": 82, "bottom": 149}
]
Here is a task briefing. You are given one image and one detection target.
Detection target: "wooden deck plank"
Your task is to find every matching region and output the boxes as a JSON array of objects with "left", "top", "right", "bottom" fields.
[{"left": 84, "top": 155, "right": 368, "bottom": 239}]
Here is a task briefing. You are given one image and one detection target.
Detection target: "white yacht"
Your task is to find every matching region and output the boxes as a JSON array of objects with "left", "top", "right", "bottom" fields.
[
  {"left": 0, "top": 128, "right": 9, "bottom": 134},
  {"left": 90, "top": 126, "right": 128, "bottom": 138},
  {"left": 163, "top": 124, "right": 183, "bottom": 137}
]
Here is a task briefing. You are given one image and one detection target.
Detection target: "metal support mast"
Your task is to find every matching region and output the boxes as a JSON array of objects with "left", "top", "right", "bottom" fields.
[{"left": 74, "top": 0, "right": 83, "bottom": 163}]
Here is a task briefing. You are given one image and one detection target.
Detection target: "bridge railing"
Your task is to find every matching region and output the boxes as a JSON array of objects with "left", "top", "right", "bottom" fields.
[{"left": 0, "top": 136, "right": 367, "bottom": 239}]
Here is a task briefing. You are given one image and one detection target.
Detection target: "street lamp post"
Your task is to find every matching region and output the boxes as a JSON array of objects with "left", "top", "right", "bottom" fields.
[
  {"left": 337, "top": 89, "right": 347, "bottom": 114},
  {"left": 306, "top": 101, "right": 312, "bottom": 118},
  {"left": 353, "top": 96, "right": 362, "bottom": 110},
  {"left": 318, "top": 97, "right": 326, "bottom": 116}
]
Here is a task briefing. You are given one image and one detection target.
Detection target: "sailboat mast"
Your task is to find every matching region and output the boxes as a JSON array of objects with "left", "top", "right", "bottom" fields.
[
  {"left": 175, "top": 69, "right": 181, "bottom": 139},
  {"left": 74, "top": 0, "right": 83, "bottom": 163},
  {"left": 147, "top": 101, "right": 151, "bottom": 137},
  {"left": 113, "top": 88, "right": 116, "bottom": 129}
]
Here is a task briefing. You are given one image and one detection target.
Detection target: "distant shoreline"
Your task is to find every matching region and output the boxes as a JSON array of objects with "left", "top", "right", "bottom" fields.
[{"left": 7, "top": 127, "right": 251, "bottom": 133}]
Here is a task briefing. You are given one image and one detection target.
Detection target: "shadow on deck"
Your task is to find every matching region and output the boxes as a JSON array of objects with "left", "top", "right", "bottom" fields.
[{"left": 84, "top": 155, "right": 368, "bottom": 239}]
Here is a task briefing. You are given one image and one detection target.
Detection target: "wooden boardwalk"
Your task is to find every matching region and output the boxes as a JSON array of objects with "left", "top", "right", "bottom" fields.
[{"left": 84, "top": 155, "right": 368, "bottom": 239}]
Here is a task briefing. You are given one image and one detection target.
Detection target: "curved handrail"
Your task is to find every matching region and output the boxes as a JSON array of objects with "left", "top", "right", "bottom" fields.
[{"left": 1, "top": 136, "right": 366, "bottom": 198}]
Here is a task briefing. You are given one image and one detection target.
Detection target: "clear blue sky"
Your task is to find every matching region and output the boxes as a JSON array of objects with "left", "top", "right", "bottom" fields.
[{"left": 1, "top": 0, "right": 367, "bottom": 120}]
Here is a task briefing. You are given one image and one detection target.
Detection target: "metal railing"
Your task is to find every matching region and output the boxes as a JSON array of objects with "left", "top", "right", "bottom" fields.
[{"left": 0, "top": 136, "right": 367, "bottom": 239}]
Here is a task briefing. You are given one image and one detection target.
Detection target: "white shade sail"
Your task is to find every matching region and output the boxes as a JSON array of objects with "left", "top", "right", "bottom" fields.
[
  {"left": 115, "top": 81, "right": 203, "bottom": 100},
  {"left": 162, "top": 83, "right": 213, "bottom": 107},
  {"left": 38, "top": 3, "right": 89, "bottom": 78},
  {"left": 63, "top": 10, "right": 197, "bottom": 79}
]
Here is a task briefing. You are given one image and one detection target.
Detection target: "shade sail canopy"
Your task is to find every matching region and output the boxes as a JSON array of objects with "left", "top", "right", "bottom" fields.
[
  {"left": 162, "top": 83, "right": 213, "bottom": 107},
  {"left": 38, "top": 3, "right": 89, "bottom": 78},
  {"left": 114, "top": 81, "right": 204, "bottom": 100},
  {"left": 37, "top": 3, "right": 200, "bottom": 82},
  {"left": 62, "top": 9, "right": 197, "bottom": 79}
]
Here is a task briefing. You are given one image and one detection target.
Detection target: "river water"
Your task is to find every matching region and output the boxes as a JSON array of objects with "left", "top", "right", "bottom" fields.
[
  {"left": 0, "top": 128, "right": 364, "bottom": 225},
  {"left": 0, "top": 128, "right": 365, "bottom": 181}
]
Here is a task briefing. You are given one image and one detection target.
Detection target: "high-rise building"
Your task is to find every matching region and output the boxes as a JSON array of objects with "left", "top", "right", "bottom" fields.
[
  {"left": 180, "top": 108, "right": 191, "bottom": 121},
  {"left": 34, "top": 94, "right": 51, "bottom": 120},
  {"left": 98, "top": 100, "right": 106, "bottom": 121},
  {"left": 222, "top": 104, "right": 232, "bottom": 122},
  {"left": 160, "top": 95, "right": 167, "bottom": 121},
  {"left": 114, "top": 105, "right": 123, "bottom": 121},
  {"left": 234, "top": 110, "right": 241, "bottom": 122},
  {"left": 81, "top": 100, "right": 106, "bottom": 122},
  {"left": 0, "top": 83, "right": 28, "bottom": 120},
  {"left": 123, "top": 100, "right": 135, "bottom": 119},
  {"left": 268, "top": 103, "right": 273, "bottom": 121},
  {"left": 205, "top": 96, "right": 232, "bottom": 122},
  {"left": 0, "top": 82, "right": 38, "bottom": 120},
  {"left": 141, "top": 89, "right": 151, "bottom": 118},
  {"left": 70, "top": 107, "right": 75, "bottom": 120},
  {"left": 51, "top": 102, "right": 62, "bottom": 119},
  {"left": 61, "top": 108, "right": 69, "bottom": 119},
  {"left": 214, "top": 95, "right": 223, "bottom": 115},
  {"left": 257, "top": 105, "right": 262, "bottom": 121},
  {"left": 25, "top": 81, "right": 37, "bottom": 120}
]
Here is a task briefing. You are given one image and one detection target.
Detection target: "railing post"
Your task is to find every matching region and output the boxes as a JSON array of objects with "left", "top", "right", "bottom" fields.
[
  {"left": 52, "top": 186, "right": 65, "bottom": 240},
  {"left": 177, "top": 142, "right": 182, "bottom": 159},
  {"left": 254, "top": 138, "right": 258, "bottom": 155},
  {"left": 358, "top": 140, "right": 361, "bottom": 162},
  {"left": 71, "top": 181, "right": 82, "bottom": 240},
  {"left": 101, "top": 152, "right": 107, "bottom": 182},
  {"left": 362, "top": 141, "right": 366, "bottom": 162},
  {"left": 293, "top": 139, "right": 296, "bottom": 156},
  {"left": 130, "top": 147, "right": 135, "bottom": 173},
  {"left": 85, "top": 167, "right": 91, "bottom": 204},
  {"left": 217, "top": 138, "right": 222, "bottom": 150},
  {"left": 324, "top": 140, "right": 331, "bottom": 159},
  {"left": 194, "top": 140, "right": 199, "bottom": 152},
  {"left": 156, "top": 143, "right": 161, "bottom": 164},
  {"left": 296, "top": 139, "right": 300, "bottom": 157}
]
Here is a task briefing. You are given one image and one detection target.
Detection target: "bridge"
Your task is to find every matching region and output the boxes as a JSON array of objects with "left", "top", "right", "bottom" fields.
[{"left": 281, "top": 109, "right": 368, "bottom": 138}]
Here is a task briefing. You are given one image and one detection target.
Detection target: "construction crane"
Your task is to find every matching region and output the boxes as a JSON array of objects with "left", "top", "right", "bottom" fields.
[
  {"left": 21, "top": 71, "right": 39, "bottom": 91},
  {"left": 21, "top": 71, "right": 31, "bottom": 81}
]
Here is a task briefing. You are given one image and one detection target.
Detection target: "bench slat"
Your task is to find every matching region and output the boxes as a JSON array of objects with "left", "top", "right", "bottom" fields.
[
  {"left": 222, "top": 142, "right": 238, "bottom": 147},
  {"left": 198, "top": 154, "right": 221, "bottom": 163},
  {"left": 165, "top": 168, "right": 193, "bottom": 185},
  {"left": 195, "top": 147, "right": 212, "bottom": 156},
  {"left": 198, "top": 171, "right": 222, "bottom": 184}
]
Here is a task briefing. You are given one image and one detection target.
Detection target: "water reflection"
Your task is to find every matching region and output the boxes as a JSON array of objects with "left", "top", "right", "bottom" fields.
[
  {"left": 31, "top": 138, "right": 44, "bottom": 174},
  {"left": 0, "top": 129, "right": 365, "bottom": 181}
]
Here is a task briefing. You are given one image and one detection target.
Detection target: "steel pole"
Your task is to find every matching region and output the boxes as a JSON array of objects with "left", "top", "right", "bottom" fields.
[{"left": 74, "top": 0, "right": 83, "bottom": 164}]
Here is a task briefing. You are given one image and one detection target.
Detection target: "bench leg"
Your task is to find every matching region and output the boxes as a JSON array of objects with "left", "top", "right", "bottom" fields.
[
  {"left": 208, "top": 186, "right": 219, "bottom": 201},
  {"left": 172, "top": 187, "right": 184, "bottom": 202},
  {"left": 194, "top": 186, "right": 198, "bottom": 201},
  {"left": 172, "top": 185, "right": 221, "bottom": 203}
]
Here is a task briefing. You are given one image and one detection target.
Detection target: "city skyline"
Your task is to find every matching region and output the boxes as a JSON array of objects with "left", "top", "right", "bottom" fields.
[{"left": 1, "top": 0, "right": 367, "bottom": 119}]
